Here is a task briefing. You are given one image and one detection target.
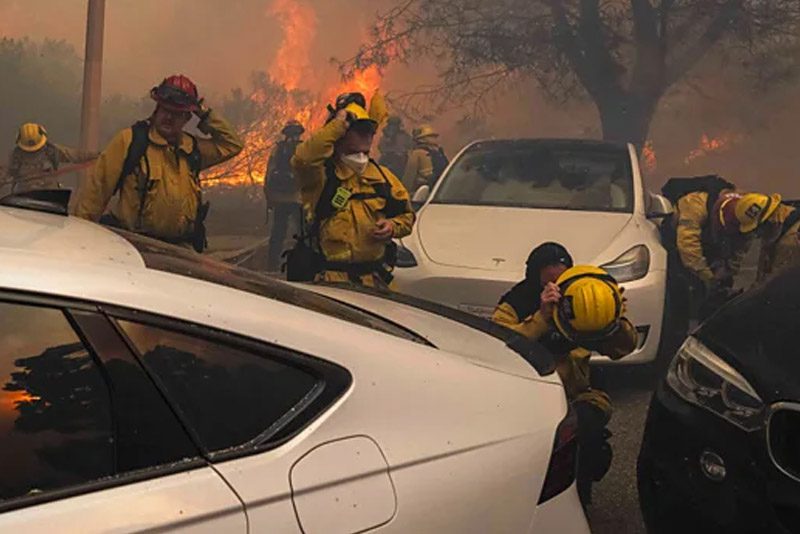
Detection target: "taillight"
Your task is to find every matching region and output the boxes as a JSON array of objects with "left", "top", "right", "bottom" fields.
[{"left": 538, "top": 406, "right": 578, "bottom": 504}]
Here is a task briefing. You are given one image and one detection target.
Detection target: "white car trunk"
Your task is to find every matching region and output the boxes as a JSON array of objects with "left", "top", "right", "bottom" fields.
[{"left": 417, "top": 203, "right": 633, "bottom": 270}]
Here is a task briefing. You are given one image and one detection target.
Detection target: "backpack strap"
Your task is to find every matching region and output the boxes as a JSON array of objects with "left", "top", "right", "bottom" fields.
[
  {"left": 186, "top": 135, "right": 202, "bottom": 178},
  {"left": 115, "top": 121, "right": 151, "bottom": 195},
  {"left": 779, "top": 207, "right": 800, "bottom": 241},
  {"left": 308, "top": 158, "right": 408, "bottom": 239}
]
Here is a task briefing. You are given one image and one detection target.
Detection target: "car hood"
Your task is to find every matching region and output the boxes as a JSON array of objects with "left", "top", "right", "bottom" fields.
[
  {"left": 416, "top": 204, "right": 632, "bottom": 271},
  {"left": 696, "top": 271, "right": 800, "bottom": 402},
  {"left": 298, "top": 284, "right": 561, "bottom": 385}
]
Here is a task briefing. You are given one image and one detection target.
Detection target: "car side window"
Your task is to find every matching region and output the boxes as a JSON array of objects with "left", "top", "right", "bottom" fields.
[
  {"left": 0, "top": 302, "right": 114, "bottom": 502},
  {"left": 116, "top": 320, "right": 321, "bottom": 454}
]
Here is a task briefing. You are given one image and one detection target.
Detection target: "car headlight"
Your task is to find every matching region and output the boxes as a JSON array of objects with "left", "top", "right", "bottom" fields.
[
  {"left": 601, "top": 245, "right": 650, "bottom": 282},
  {"left": 666, "top": 336, "right": 764, "bottom": 431},
  {"left": 395, "top": 242, "right": 418, "bottom": 268}
]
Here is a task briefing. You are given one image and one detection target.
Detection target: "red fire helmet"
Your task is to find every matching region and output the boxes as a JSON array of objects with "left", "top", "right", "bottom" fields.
[{"left": 150, "top": 74, "right": 200, "bottom": 112}]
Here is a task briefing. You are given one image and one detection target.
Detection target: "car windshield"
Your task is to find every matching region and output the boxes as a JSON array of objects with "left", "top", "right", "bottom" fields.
[{"left": 433, "top": 141, "right": 634, "bottom": 212}]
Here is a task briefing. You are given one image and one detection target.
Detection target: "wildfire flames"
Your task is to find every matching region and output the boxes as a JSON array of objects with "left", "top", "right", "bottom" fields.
[
  {"left": 684, "top": 132, "right": 741, "bottom": 165},
  {"left": 641, "top": 140, "right": 657, "bottom": 173},
  {"left": 203, "top": 0, "right": 384, "bottom": 189}
]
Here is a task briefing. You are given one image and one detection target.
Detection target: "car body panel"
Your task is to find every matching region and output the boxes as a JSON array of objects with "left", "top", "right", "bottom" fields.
[
  {"left": 416, "top": 204, "right": 631, "bottom": 271},
  {"left": 299, "top": 283, "right": 560, "bottom": 383},
  {"left": 0, "top": 467, "right": 246, "bottom": 533},
  {"left": 290, "top": 436, "right": 396, "bottom": 534},
  {"left": 0, "top": 207, "right": 588, "bottom": 532}
]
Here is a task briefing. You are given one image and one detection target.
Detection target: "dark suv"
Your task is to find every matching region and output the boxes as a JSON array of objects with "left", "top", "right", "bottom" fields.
[{"left": 638, "top": 266, "right": 800, "bottom": 533}]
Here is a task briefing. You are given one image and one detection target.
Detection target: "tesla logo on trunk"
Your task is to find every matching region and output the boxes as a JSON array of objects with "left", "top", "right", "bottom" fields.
[{"left": 492, "top": 258, "right": 506, "bottom": 267}]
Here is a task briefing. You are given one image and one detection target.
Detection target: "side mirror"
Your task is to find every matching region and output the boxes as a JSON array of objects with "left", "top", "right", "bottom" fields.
[
  {"left": 411, "top": 185, "right": 430, "bottom": 211},
  {"left": 646, "top": 192, "right": 673, "bottom": 219}
]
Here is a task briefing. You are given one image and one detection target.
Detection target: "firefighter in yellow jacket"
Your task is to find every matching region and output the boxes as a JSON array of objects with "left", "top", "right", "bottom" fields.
[
  {"left": 8, "top": 123, "right": 97, "bottom": 194},
  {"left": 401, "top": 125, "right": 448, "bottom": 194},
  {"left": 493, "top": 257, "right": 637, "bottom": 505},
  {"left": 75, "top": 75, "right": 244, "bottom": 250},
  {"left": 290, "top": 92, "right": 415, "bottom": 287},
  {"left": 726, "top": 192, "right": 800, "bottom": 282}
]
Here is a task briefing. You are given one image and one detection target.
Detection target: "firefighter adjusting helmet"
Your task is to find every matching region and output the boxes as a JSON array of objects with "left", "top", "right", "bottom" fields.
[
  {"left": 150, "top": 74, "right": 201, "bottom": 112},
  {"left": 553, "top": 265, "right": 624, "bottom": 343},
  {"left": 16, "top": 123, "right": 48, "bottom": 152}
]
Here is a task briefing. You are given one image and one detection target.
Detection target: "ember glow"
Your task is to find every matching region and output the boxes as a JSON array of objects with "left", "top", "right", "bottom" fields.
[
  {"left": 641, "top": 140, "right": 657, "bottom": 173},
  {"left": 203, "top": 0, "right": 384, "bottom": 189},
  {"left": 684, "top": 132, "right": 742, "bottom": 165}
]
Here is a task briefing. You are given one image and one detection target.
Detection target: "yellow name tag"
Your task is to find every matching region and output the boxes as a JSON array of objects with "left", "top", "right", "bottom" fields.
[{"left": 331, "top": 187, "right": 352, "bottom": 210}]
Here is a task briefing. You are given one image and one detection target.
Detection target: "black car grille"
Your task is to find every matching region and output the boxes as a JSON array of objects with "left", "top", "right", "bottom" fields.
[{"left": 768, "top": 405, "right": 800, "bottom": 481}]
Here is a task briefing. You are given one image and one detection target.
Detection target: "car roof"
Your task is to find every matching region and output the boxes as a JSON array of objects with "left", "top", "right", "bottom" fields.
[
  {"left": 0, "top": 206, "right": 145, "bottom": 268},
  {"left": 463, "top": 138, "right": 631, "bottom": 152}
]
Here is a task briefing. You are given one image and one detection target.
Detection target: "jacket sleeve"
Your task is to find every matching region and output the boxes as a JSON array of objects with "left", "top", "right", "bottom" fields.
[
  {"left": 414, "top": 150, "right": 434, "bottom": 187},
  {"left": 592, "top": 318, "right": 638, "bottom": 360},
  {"left": 291, "top": 119, "right": 349, "bottom": 205},
  {"left": 491, "top": 302, "right": 533, "bottom": 337},
  {"left": 7, "top": 150, "right": 20, "bottom": 179},
  {"left": 402, "top": 150, "right": 421, "bottom": 189},
  {"left": 74, "top": 130, "right": 130, "bottom": 221},
  {"left": 55, "top": 144, "right": 98, "bottom": 164},
  {"left": 195, "top": 109, "right": 245, "bottom": 170},
  {"left": 382, "top": 166, "right": 415, "bottom": 239},
  {"left": 676, "top": 193, "right": 714, "bottom": 281},
  {"left": 728, "top": 238, "right": 750, "bottom": 275}
]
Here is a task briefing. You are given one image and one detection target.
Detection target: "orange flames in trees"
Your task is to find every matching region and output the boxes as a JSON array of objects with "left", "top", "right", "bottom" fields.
[
  {"left": 641, "top": 140, "right": 657, "bottom": 173},
  {"left": 203, "top": 0, "right": 384, "bottom": 189},
  {"left": 268, "top": 0, "right": 317, "bottom": 92},
  {"left": 684, "top": 132, "right": 742, "bottom": 165}
]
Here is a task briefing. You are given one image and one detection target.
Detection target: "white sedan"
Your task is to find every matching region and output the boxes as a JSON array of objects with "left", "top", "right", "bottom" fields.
[
  {"left": 0, "top": 196, "right": 589, "bottom": 533},
  {"left": 395, "top": 138, "right": 671, "bottom": 364}
]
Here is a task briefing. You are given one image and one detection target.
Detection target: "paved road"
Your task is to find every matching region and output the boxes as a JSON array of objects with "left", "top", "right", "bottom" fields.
[{"left": 586, "top": 365, "right": 662, "bottom": 534}]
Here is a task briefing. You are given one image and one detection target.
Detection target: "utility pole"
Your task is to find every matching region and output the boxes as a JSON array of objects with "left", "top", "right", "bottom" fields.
[{"left": 79, "top": 0, "right": 106, "bottom": 152}]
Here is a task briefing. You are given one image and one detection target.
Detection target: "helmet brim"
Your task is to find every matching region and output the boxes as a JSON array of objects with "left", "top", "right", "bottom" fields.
[
  {"left": 150, "top": 88, "right": 199, "bottom": 113},
  {"left": 17, "top": 137, "right": 47, "bottom": 152}
]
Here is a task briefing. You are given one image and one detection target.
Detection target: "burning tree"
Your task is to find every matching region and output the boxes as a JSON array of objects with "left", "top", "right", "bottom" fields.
[
  {"left": 345, "top": 0, "right": 800, "bottom": 149},
  {"left": 202, "top": 0, "right": 385, "bottom": 189}
]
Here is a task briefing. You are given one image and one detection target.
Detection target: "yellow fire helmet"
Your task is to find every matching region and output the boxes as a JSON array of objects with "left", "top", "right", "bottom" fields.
[
  {"left": 413, "top": 124, "right": 438, "bottom": 142},
  {"left": 553, "top": 265, "right": 623, "bottom": 344},
  {"left": 734, "top": 192, "right": 782, "bottom": 233},
  {"left": 16, "top": 122, "right": 48, "bottom": 152}
]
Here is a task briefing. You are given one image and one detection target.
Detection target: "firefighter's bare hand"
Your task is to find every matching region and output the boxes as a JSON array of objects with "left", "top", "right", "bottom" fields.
[
  {"left": 372, "top": 219, "right": 394, "bottom": 241},
  {"left": 335, "top": 109, "right": 350, "bottom": 123},
  {"left": 540, "top": 282, "right": 561, "bottom": 319}
]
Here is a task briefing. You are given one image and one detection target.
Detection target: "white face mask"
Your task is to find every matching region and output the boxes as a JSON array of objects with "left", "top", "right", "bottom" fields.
[{"left": 340, "top": 152, "right": 369, "bottom": 175}]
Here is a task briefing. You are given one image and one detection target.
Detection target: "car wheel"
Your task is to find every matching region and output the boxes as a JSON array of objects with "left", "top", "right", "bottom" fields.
[{"left": 637, "top": 442, "right": 718, "bottom": 534}]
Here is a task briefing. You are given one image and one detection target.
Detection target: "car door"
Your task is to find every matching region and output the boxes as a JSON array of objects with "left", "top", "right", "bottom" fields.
[
  {"left": 105, "top": 308, "right": 354, "bottom": 533},
  {"left": 0, "top": 296, "right": 246, "bottom": 533}
]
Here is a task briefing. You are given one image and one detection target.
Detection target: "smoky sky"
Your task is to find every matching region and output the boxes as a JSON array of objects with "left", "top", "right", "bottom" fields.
[{"left": 0, "top": 0, "right": 386, "bottom": 98}]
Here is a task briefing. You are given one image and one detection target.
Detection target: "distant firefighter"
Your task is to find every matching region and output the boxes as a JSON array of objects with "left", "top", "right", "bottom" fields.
[
  {"left": 378, "top": 116, "right": 412, "bottom": 178},
  {"left": 402, "top": 124, "right": 449, "bottom": 194},
  {"left": 264, "top": 120, "right": 305, "bottom": 272},
  {"left": 8, "top": 123, "right": 97, "bottom": 193}
]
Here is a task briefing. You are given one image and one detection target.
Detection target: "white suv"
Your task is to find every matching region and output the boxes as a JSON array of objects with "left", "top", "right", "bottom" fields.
[{"left": 0, "top": 199, "right": 589, "bottom": 533}]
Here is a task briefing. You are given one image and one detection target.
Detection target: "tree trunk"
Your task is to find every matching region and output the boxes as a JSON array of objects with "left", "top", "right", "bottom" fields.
[{"left": 596, "top": 92, "right": 659, "bottom": 151}]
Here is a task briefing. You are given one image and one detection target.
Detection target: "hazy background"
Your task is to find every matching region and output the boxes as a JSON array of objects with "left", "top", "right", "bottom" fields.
[{"left": 1, "top": 0, "right": 799, "bottom": 195}]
